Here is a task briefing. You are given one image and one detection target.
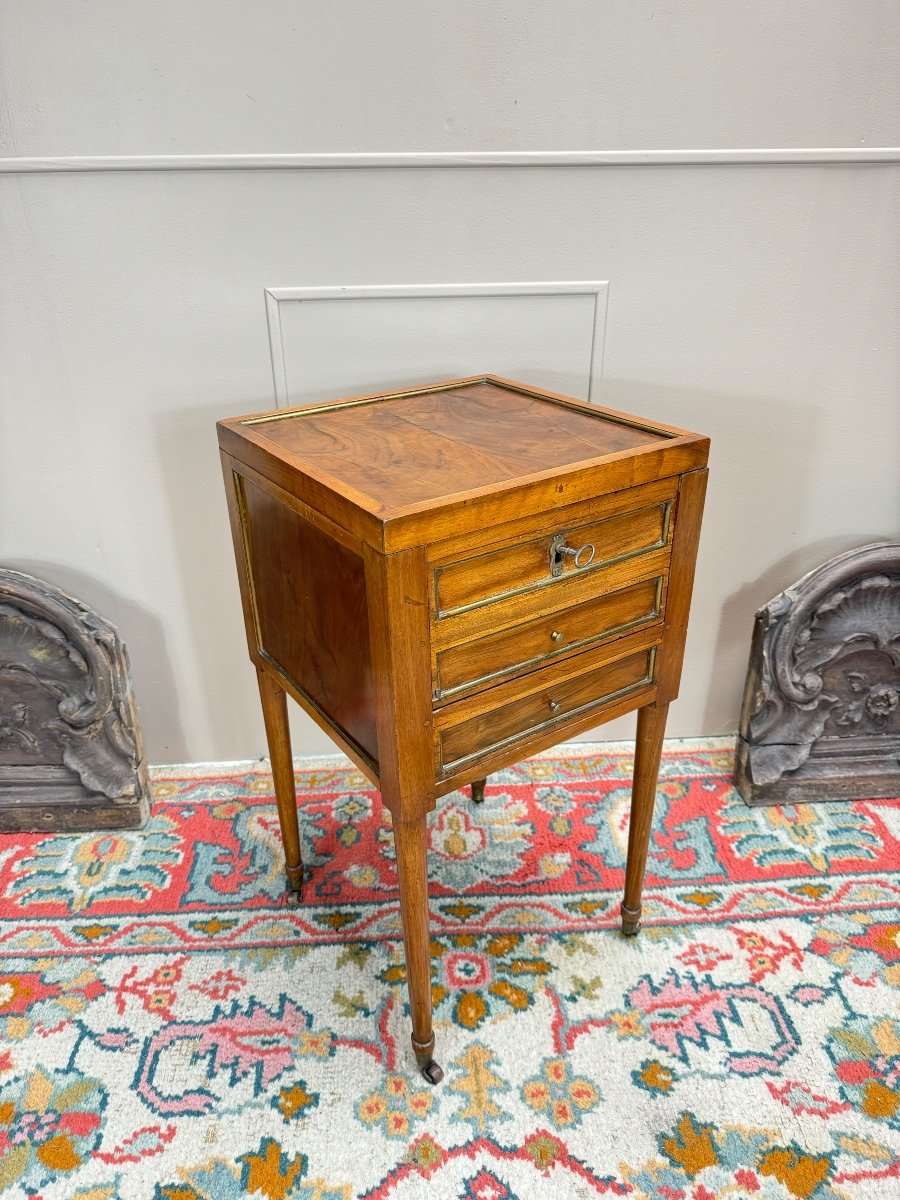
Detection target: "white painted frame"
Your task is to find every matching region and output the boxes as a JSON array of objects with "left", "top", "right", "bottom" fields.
[
  {"left": 2, "top": 148, "right": 899, "bottom": 172},
  {"left": 264, "top": 280, "right": 610, "bottom": 408}
]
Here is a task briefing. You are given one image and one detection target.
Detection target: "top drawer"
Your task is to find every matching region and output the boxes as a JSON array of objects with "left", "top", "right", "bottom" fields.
[{"left": 433, "top": 491, "right": 674, "bottom": 618}]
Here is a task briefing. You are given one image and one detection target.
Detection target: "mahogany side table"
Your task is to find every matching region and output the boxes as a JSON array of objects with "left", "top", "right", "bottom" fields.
[{"left": 217, "top": 375, "right": 709, "bottom": 1083}]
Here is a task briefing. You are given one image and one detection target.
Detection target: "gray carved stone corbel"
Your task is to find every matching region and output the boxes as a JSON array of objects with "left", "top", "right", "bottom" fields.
[
  {"left": 735, "top": 543, "right": 900, "bottom": 805},
  {"left": 0, "top": 569, "right": 149, "bottom": 830}
]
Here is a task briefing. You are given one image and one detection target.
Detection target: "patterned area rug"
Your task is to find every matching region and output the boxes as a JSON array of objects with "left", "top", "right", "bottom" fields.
[{"left": 1, "top": 740, "right": 899, "bottom": 1199}]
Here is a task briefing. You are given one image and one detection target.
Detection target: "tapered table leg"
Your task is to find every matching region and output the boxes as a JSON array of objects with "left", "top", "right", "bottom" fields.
[
  {"left": 470, "top": 777, "right": 486, "bottom": 804},
  {"left": 393, "top": 813, "right": 442, "bottom": 1084},
  {"left": 256, "top": 666, "right": 304, "bottom": 900},
  {"left": 621, "top": 701, "right": 669, "bottom": 936}
]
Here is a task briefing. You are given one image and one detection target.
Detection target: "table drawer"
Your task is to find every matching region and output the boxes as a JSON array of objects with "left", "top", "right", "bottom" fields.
[
  {"left": 433, "top": 496, "right": 672, "bottom": 618},
  {"left": 434, "top": 573, "right": 664, "bottom": 701},
  {"left": 437, "top": 642, "right": 657, "bottom": 774}
]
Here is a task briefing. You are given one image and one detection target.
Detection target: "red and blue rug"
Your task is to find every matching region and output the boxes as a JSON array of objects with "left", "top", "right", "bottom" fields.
[{"left": 1, "top": 740, "right": 898, "bottom": 1199}]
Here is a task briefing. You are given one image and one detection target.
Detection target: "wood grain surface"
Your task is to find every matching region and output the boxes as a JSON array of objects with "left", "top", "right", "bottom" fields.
[{"left": 246, "top": 380, "right": 667, "bottom": 508}]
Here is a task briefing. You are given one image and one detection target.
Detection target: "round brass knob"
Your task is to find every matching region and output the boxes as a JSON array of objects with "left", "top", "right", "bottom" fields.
[
  {"left": 548, "top": 699, "right": 561, "bottom": 712},
  {"left": 550, "top": 630, "right": 565, "bottom": 642}
]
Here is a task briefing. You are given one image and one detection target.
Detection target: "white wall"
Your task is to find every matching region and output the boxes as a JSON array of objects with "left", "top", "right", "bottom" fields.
[{"left": 2, "top": 3, "right": 898, "bottom": 763}]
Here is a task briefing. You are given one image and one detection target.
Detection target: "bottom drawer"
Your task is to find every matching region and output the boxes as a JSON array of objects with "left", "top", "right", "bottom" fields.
[{"left": 437, "top": 644, "right": 656, "bottom": 774}]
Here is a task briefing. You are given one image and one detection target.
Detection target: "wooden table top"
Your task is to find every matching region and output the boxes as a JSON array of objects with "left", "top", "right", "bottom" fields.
[{"left": 218, "top": 375, "right": 708, "bottom": 550}]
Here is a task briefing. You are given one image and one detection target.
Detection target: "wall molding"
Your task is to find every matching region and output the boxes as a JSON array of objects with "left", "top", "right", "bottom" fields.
[
  {"left": 265, "top": 281, "right": 609, "bottom": 408},
  {"left": 2, "top": 148, "right": 899, "bottom": 174}
]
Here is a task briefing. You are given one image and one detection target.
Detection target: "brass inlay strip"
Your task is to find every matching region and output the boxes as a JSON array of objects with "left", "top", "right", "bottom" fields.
[
  {"left": 241, "top": 378, "right": 489, "bottom": 425},
  {"left": 483, "top": 378, "right": 677, "bottom": 439},
  {"left": 654, "top": 576, "right": 664, "bottom": 618},
  {"left": 234, "top": 470, "right": 264, "bottom": 652},
  {"left": 661, "top": 498, "right": 673, "bottom": 545}
]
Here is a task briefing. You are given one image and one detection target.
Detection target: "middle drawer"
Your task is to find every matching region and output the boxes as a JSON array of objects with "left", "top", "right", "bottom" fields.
[{"left": 433, "top": 572, "right": 664, "bottom": 702}]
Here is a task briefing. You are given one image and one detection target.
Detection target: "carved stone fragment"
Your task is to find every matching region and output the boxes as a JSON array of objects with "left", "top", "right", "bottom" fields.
[
  {"left": 0, "top": 570, "right": 149, "bottom": 831},
  {"left": 735, "top": 543, "right": 900, "bottom": 805}
]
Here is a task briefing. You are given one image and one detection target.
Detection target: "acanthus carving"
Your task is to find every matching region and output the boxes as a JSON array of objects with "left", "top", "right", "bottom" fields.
[
  {"left": 735, "top": 543, "right": 900, "bottom": 805},
  {"left": 835, "top": 672, "right": 900, "bottom": 728},
  {"left": 0, "top": 701, "right": 39, "bottom": 752}
]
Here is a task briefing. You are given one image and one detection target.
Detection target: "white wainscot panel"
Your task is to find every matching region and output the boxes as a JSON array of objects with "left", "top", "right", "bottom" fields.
[{"left": 266, "top": 283, "right": 609, "bottom": 407}]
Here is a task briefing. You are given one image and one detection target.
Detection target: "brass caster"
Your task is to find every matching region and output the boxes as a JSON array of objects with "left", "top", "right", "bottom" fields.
[
  {"left": 470, "top": 778, "right": 486, "bottom": 805},
  {"left": 284, "top": 863, "right": 304, "bottom": 899},
  {"left": 621, "top": 904, "right": 641, "bottom": 936},
  {"left": 420, "top": 1059, "right": 444, "bottom": 1085},
  {"left": 284, "top": 868, "right": 303, "bottom": 905},
  {"left": 412, "top": 1034, "right": 441, "bottom": 1083}
]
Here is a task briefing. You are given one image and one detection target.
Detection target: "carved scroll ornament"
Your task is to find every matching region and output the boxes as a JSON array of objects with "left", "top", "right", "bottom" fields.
[
  {"left": 735, "top": 543, "right": 900, "bottom": 805},
  {"left": 0, "top": 569, "right": 149, "bottom": 830}
]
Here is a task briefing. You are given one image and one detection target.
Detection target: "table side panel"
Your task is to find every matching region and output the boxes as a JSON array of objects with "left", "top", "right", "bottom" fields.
[{"left": 239, "top": 474, "right": 380, "bottom": 765}]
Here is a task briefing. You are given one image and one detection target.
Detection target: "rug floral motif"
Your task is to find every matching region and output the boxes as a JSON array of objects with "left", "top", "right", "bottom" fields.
[{"left": 0, "top": 740, "right": 898, "bottom": 1199}]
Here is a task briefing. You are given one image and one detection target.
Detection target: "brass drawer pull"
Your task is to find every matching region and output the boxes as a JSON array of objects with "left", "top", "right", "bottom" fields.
[
  {"left": 550, "top": 533, "right": 596, "bottom": 577},
  {"left": 550, "top": 630, "right": 565, "bottom": 643},
  {"left": 548, "top": 699, "right": 561, "bottom": 712}
]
